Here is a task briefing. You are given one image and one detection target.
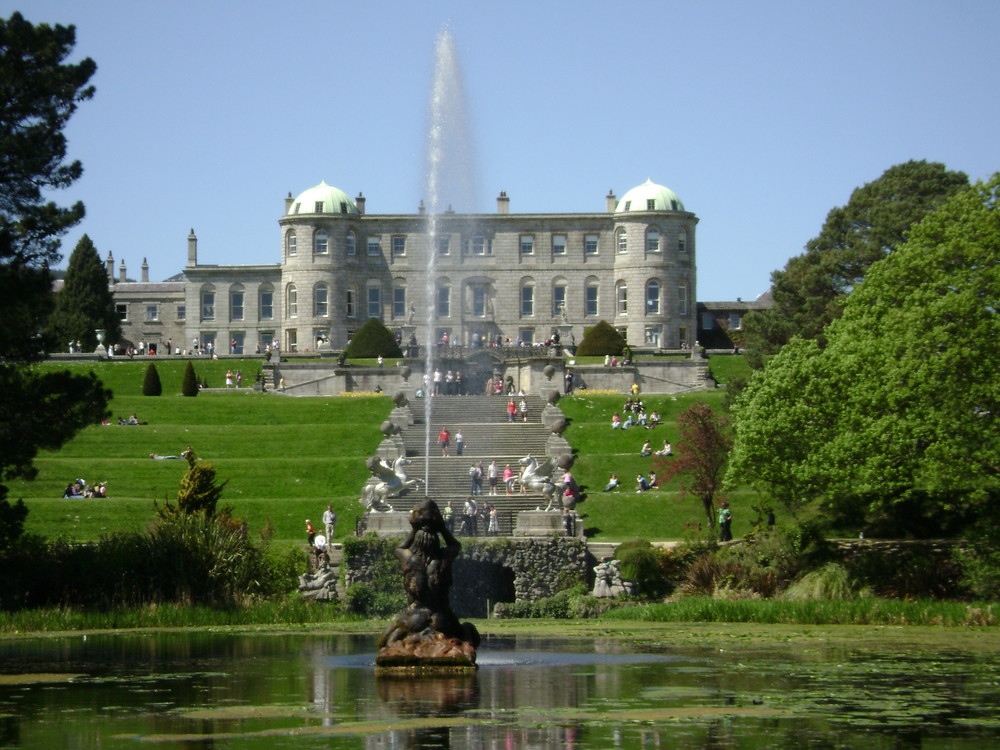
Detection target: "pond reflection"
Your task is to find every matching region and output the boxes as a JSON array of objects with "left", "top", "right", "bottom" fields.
[{"left": 0, "top": 631, "right": 997, "bottom": 748}]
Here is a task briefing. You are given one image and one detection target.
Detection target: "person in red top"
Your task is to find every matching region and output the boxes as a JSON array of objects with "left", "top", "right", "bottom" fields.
[
  {"left": 305, "top": 519, "right": 316, "bottom": 546},
  {"left": 507, "top": 398, "right": 517, "bottom": 422},
  {"left": 439, "top": 427, "right": 451, "bottom": 456}
]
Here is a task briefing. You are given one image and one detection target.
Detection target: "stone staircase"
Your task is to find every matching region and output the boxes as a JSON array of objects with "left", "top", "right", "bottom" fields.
[{"left": 395, "top": 394, "right": 559, "bottom": 535}]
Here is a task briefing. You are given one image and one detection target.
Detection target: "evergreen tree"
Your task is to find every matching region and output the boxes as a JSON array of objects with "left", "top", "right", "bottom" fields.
[
  {"left": 0, "top": 12, "right": 109, "bottom": 512},
  {"left": 47, "top": 234, "right": 120, "bottom": 350},
  {"left": 181, "top": 361, "right": 198, "bottom": 397},
  {"left": 343, "top": 318, "right": 403, "bottom": 358},
  {"left": 575, "top": 320, "right": 626, "bottom": 356},
  {"left": 156, "top": 448, "right": 228, "bottom": 519},
  {"left": 143, "top": 362, "right": 162, "bottom": 396}
]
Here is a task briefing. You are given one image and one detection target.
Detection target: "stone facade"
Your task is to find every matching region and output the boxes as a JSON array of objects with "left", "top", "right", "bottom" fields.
[{"left": 109, "top": 179, "right": 699, "bottom": 355}]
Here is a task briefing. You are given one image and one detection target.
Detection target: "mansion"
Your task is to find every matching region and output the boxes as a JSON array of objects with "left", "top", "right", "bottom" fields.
[{"left": 110, "top": 178, "right": 702, "bottom": 355}]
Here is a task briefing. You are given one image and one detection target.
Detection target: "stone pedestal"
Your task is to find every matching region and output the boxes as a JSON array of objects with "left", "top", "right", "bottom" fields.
[
  {"left": 376, "top": 436, "right": 406, "bottom": 460},
  {"left": 514, "top": 510, "right": 581, "bottom": 538},
  {"left": 363, "top": 510, "right": 412, "bottom": 536}
]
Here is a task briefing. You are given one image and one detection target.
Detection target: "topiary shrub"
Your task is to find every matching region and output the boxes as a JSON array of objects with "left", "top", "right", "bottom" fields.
[
  {"left": 142, "top": 362, "right": 162, "bottom": 396},
  {"left": 181, "top": 360, "right": 198, "bottom": 397},
  {"left": 576, "top": 320, "right": 626, "bottom": 356},
  {"left": 344, "top": 318, "right": 403, "bottom": 359}
]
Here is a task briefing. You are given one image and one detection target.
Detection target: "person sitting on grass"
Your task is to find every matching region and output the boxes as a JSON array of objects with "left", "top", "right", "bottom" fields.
[
  {"left": 611, "top": 413, "right": 622, "bottom": 429},
  {"left": 647, "top": 410, "right": 661, "bottom": 428},
  {"left": 603, "top": 474, "right": 620, "bottom": 491},
  {"left": 655, "top": 440, "right": 673, "bottom": 456},
  {"left": 640, "top": 439, "right": 652, "bottom": 457},
  {"left": 635, "top": 474, "right": 650, "bottom": 492}
]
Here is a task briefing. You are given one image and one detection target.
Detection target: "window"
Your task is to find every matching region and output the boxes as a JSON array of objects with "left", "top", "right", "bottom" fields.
[
  {"left": 678, "top": 229, "right": 687, "bottom": 253},
  {"left": 646, "top": 228, "right": 660, "bottom": 252},
  {"left": 646, "top": 198, "right": 656, "bottom": 210},
  {"left": 293, "top": 203, "right": 301, "bottom": 214},
  {"left": 472, "top": 286, "right": 486, "bottom": 317},
  {"left": 616, "top": 282, "right": 628, "bottom": 315},
  {"left": 176, "top": 304, "right": 185, "bottom": 321},
  {"left": 339, "top": 201, "right": 348, "bottom": 214},
  {"left": 346, "top": 231, "right": 356, "bottom": 256},
  {"left": 145, "top": 304, "right": 158, "bottom": 322},
  {"left": 231, "top": 332, "right": 245, "bottom": 354},
  {"left": 367, "top": 237, "right": 381, "bottom": 256},
  {"left": 230, "top": 287, "right": 244, "bottom": 321},
  {"left": 286, "top": 284, "right": 297, "bottom": 318},
  {"left": 346, "top": 287, "right": 356, "bottom": 318},
  {"left": 469, "top": 233, "right": 492, "bottom": 255},
  {"left": 116, "top": 303, "right": 128, "bottom": 321},
  {"left": 391, "top": 236, "right": 406, "bottom": 256},
  {"left": 729, "top": 312, "right": 743, "bottom": 330},
  {"left": 520, "top": 235, "right": 534, "bottom": 256},
  {"left": 367, "top": 287, "right": 381, "bottom": 318},
  {"left": 624, "top": 200, "right": 632, "bottom": 211},
  {"left": 437, "top": 286, "right": 450, "bottom": 317},
  {"left": 646, "top": 280, "right": 660, "bottom": 315},
  {"left": 284, "top": 329, "right": 297, "bottom": 352},
  {"left": 519, "top": 328, "right": 534, "bottom": 346},
  {"left": 259, "top": 287, "right": 273, "bottom": 320},
  {"left": 678, "top": 281, "right": 689, "bottom": 316},
  {"left": 644, "top": 325, "right": 661, "bottom": 346},
  {"left": 314, "top": 284, "right": 328, "bottom": 317},
  {"left": 585, "top": 284, "right": 599, "bottom": 316},
  {"left": 314, "top": 200, "right": 324, "bottom": 213},
  {"left": 584, "top": 234, "right": 599, "bottom": 255},
  {"left": 616, "top": 228, "right": 627, "bottom": 254},
  {"left": 679, "top": 326, "right": 688, "bottom": 347},
  {"left": 437, "top": 237, "right": 450, "bottom": 255},
  {"left": 201, "top": 288, "right": 215, "bottom": 321},
  {"left": 314, "top": 230, "right": 328, "bottom": 254},
  {"left": 393, "top": 287, "right": 406, "bottom": 318},
  {"left": 552, "top": 284, "right": 567, "bottom": 317},
  {"left": 286, "top": 231, "right": 297, "bottom": 256},
  {"left": 521, "top": 285, "right": 534, "bottom": 317},
  {"left": 552, "top": 234, "right": 566, "bottom": 255}
]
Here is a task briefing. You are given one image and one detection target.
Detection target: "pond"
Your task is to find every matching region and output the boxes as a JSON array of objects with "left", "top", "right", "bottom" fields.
[{"left": 0, "top": 630, "right": 997, "bottom": 748}]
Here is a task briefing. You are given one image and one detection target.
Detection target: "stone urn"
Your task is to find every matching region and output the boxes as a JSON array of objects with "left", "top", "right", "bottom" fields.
[
  {"left": 545, "top": 389, "right": 561, "bottom": 405},
  {"left": 543, "top": 364, "right": 556, "bottom": 381},
  {"left": 399, "top": 365, "right": 411, "bottom": 382},
  {"left": 392, "top": 390, "right": 409, "bottom": 407}
]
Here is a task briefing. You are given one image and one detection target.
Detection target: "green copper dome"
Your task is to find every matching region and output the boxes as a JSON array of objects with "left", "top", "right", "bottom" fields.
[
  {"left": 615, "top": 179, "right": 685, "bottom": 213},
  {"left": 287, "top": 181, "right": 359, "bottom": 216}
]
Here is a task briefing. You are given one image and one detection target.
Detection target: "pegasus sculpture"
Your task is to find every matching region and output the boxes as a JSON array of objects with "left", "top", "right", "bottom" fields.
[
  {"left": 361, "top": 456, "right": 423, "bottom": 512},
  {"left": 517, "top": 455, "right": 563, "bottom": 511}
]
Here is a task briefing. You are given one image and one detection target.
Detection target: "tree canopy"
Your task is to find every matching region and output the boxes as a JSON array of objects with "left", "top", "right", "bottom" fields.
[
  {"left": 343, "top": 318, "right": 403, "bottom": 359},
  {"left": 742, "top": 160, "right": 969, "bottom": 353},
  {"left": 728, "top": 175, "right": 1000, "bottom": 534},
  {"left": 46, "top": 234, "right": 121, "bottom": 350}
]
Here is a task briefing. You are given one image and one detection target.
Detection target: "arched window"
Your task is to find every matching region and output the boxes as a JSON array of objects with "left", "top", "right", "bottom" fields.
[
  {"left": 616, "top": 227, "right": 627, "bottom": 254},
  {"left": 346, "top": 285, "right": 357, "bottom": 318},
  {"left": 314, "top": 283, "right": 328, "bottom": 317},
  {"left": 678, "top": 280, "right": 689, "bottom": 316},
  {"left": 286, "top": 283, "right": 297, "bottom": 318},
  {"left": 646, "top": 228, "right": 660, "bottom": 252},
  {"left": 346, "top": 231, "right": 356, "bottom": 256},
  {"left": 616, "top": 281, "right": 628, "bottom": 315},
  {"left": 646, "top": 280, "right": 661, "bottom": 315},
  {"left": 437, "top": 283, "right": 450, "bottom": 317},
  {"left": 229, "top": 283, "right": 245, "bottom": 321},
  {"left": 286, "top": 230, "right": 297, "bottom": 257},
  {"left": 521, "top": 282, "right": 535, "bottom": 317},
  {"left": 678, "top": 229, "right": 687, "bottom": 253},
  {"left": 585, "top": 279, "right": 599, "bottom": 317},
  {"left": 314, "top": 230, "right": 328, "bottom": 255},
  {"left": 552, "top": 281, "right": 568, "bottom": 318}
]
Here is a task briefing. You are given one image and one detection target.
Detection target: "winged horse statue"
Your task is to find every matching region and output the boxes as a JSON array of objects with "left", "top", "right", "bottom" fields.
[
  {"left": 517, "top": 455, "right": 563, "bottom": 511},
  {"left": 361, "top": 456, "right": 423, "bottom": 512}
]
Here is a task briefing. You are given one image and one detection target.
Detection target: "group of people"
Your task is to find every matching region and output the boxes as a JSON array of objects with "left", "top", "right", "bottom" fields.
[
  {"left": 602, "top": 470, "right": 660, "bottom": 493},
  {"left": 443, "top": 498, "right": 501, "bottom": 536},
  {"left": 305, "top": 504, "right": 339, "bottom": 561},
  {"left": 224, "top": 369, "right": 244, "bottom": 388},
  {"left": 429, "top": 369, "right": 466, "bottom": 396},
  {"left": 62, "top": 478, "right": 107, "bottom": 498},
  {"left": 103, "top": 413, "right": 145, "bottom": 426},
  {"left": 610, "top": 397, "right": 661, "bottom": 431},
  {"left": 640, "top": 439, "right": 672, "bottom": 457},
  {"left": 506, "top": 397, "right": 528, "bottom": 422}
]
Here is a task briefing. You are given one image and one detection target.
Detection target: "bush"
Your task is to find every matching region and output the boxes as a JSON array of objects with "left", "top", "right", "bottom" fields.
[
  {"left": 181, "top": 361, "right": 198, "bottom": 397},
  {"left": 142, "top": 363, "right": 162, "bottom": 396},
  {"left": 615, "top": 539, "right": 671, "bottom": 599},
  {"left": 783, "top": 563, "right": 869, "bottom": 601},
  {"left": 575, "top": 320, "right": 626, "bottom": 357},
  {"left": 492, "top": 584, "right": 628, "bottom": 619},
  {"left": 343, "top": 318, "right": 403, "bottom": 359},
  {"left": 958, "top": 523, "right": 1000, "bottom": 600}
]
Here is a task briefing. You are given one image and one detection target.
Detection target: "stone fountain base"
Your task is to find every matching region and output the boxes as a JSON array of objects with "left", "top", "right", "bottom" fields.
[{"left": 376, "top": 604, "right": 480, "bottom": 672}]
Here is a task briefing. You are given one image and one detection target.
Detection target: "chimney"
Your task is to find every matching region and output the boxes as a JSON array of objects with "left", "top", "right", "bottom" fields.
[
  {"left": 606, "top": 189, "right": 617, "bottom": 213},
  {"left": 497, "top": 190, "right": 510, "bottom": 215},
  {"left": 119, "top": 259, "right": 127, "bottom": 283},
  {"left": 187, "top": 229, "right": 198, "bottom": 267},
  {"left": 284, "top": 191, "right": 294, "bottom": 214},
  {"left": 106, "top": 251, "right": 114, "bottom": 280},
  {"left": 355, "top": 192, "right": 366, "bottom": 215},
  {"left": 418, "top": 199, "right": 426, "bottom": 215},
  {"left": 141, "top": 257, "right": 149, "bottom": 283}
]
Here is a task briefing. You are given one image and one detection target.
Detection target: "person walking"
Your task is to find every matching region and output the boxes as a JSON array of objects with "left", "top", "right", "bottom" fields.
[
  {"left": 322, "top": 504, "right": 337, "bottom": 541},
  {"left": 507, "top": 398, "right": 517, "bottom": 422},
  {"left": 488, "top": 460, "right": 499, "bottom": 495},
  {"left": 718, "top": 501, "right": 733, "bottom": 541},
  {"left": 439, "top": 427, "right": 451, "bottom": 456},
  {"left": 305, "top": 519, "right": 316, "bottom": 546},
  {"left": 455, "top": 428, "right": 464, "bottom": 456}
]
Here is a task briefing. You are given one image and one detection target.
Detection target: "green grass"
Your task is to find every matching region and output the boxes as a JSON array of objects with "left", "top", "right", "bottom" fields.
[
  {"left": 10, "top": 358, "right": 759, "bottom": 545},
  {"left": 601, "top": 597, "right": 997, "bottom": 627}
]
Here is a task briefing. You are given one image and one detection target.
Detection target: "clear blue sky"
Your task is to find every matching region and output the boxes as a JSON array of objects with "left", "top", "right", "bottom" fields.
[{"left": 9, "top": 0, "right": 999, "bottom": 301}]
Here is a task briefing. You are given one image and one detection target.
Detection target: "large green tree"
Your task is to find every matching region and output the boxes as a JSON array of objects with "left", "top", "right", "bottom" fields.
[
  {"left": 47, "top": 234, "right": 120, "bottom": 350},
  {"left": 728, "top": 175, "right": 1000, "bottom": 534},
  {"left": 742, "top": 160, "right": 969, "bottom": 353},
  {"left": 0, "top": 13, "right": 108, "bottom": 518}
]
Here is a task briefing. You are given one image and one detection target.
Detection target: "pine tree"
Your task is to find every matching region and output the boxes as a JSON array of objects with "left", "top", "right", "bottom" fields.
[
  {"left": 156, "top": 448, "right": 228, "bottom": 519},
  {"left": 576, "top": 320, "right": 626, "bottom": 356},
  {"left": 344, "top": 317, "right": 403, "bottom": 358},
  {"left": 181, "top": 361, "right": 198, "bottom": 397},
  {"left": 46, "top": 235, "right": 120, "bottom": 350}
]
